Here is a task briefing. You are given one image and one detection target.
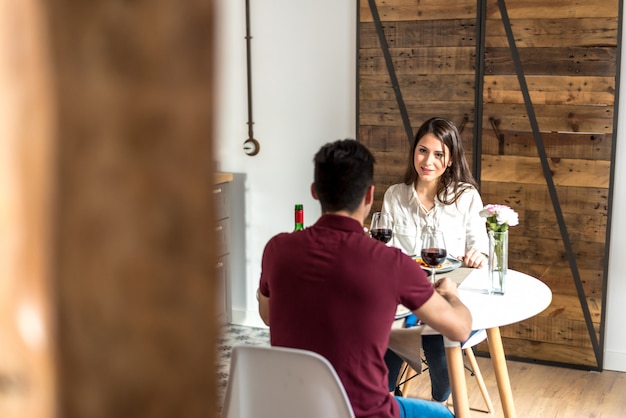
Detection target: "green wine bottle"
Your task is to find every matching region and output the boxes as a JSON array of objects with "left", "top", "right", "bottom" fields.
[{"left": 294, "top": 204, "right": 304, "bottom": 231}]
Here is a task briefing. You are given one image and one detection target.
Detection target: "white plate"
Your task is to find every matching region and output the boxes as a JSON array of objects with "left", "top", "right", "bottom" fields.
[
  {"left": 414, "top": 256, "right": 463, "bottom": 274},
  {"left": 395, "top": 304, "right": 411, "bottom": 319}
]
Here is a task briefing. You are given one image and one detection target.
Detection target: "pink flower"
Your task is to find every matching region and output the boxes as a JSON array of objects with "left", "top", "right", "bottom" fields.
[{"left": 480, "top": 204, "right": 519, "bottom": 232}]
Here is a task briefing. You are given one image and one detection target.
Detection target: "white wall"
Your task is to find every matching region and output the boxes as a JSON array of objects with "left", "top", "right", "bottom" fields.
[
  {"left": 214, "top": 0, "right": 356, "bottom": 327},
  {"left": 214, "top": 0, "right": 626, "bottom": 372}
]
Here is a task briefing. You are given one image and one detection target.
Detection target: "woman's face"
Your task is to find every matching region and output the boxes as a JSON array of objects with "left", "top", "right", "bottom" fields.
[{"left": 413, "top": 133, "right": 451, "bottom": 183}]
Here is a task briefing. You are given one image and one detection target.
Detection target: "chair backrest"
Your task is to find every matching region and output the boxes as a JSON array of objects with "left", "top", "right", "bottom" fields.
[{"left": 222, "top": 345, "right": 355, "bottom": 418}]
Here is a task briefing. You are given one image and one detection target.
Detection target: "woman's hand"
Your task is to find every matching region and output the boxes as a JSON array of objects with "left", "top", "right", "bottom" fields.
[{"left": 459, "top": 247, "right": 487, "bottom": 268}]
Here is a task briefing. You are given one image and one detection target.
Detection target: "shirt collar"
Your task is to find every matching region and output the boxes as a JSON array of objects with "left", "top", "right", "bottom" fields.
[{"left": 314, "top": 214, "right": 365, "bottom": 233}]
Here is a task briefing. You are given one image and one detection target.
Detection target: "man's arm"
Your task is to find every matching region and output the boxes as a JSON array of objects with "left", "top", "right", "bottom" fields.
[
  {"left": 257, "top": 288, "right": 270, "bottom": 326},
  {"left": 413, "top": 277, "right": 472, "bottom": 342}
]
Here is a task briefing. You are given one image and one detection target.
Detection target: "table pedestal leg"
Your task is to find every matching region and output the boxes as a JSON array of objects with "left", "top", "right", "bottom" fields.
[
  {"left": 486, "top": 327, "right": 517, "bottom": 418},
  {"left": 445, "top": 345, "right": 470, "bottom": 418}
]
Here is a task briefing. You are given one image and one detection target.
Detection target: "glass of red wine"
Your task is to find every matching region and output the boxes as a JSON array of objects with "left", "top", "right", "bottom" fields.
[
  {"left": 420, "top": 230, "right": 447, "bottom": 284},
  {"left": 370, "top": 212, "right": 393, "bottom": 243}
]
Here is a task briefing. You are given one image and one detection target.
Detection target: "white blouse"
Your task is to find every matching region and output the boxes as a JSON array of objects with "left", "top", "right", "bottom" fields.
[{"left": 381, "top": 182, "right": 489, "bottom": 259}]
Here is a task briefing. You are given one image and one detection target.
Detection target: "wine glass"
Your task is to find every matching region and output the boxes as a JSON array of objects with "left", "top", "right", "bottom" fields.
[
  {"left": 370, "top": 212, "right": 393, "bottom": 243},
  {"left": 420, "top": 230, "right": 447, "bottom": 284}
]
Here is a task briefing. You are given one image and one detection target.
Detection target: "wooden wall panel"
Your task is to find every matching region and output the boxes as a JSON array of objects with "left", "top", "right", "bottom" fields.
[
  {"left": 482, "top": 103, "right": 614, "bottom": 133},
  {"left": 484, "top": 0, "right": 619, "bottom": 19},
  {"left": 485, "top": 47, "right": 617, "bottom": 76},
  {"left": 360, "top": 0, "right": 477, "bottom": 22},
  {"left": 479, "top": 0, "right": 616, "bottom": 369},
  {"left": 484, "top": 75, "right": 615, "bottom": 106},
  {"left": 481, "top": 130, "right": 612, "bottom": 160},
  {"left": 360, "top": 20, "right": 478, "bottom": 49},
  {"left": 481, "top": 155, "right": 611, "bottom": 187},
  {"left": 359, "top": 0, "right": 619, "bottom": 369},
  {"left": 485, "top": 18, "right": 619, "bottom": 48}
]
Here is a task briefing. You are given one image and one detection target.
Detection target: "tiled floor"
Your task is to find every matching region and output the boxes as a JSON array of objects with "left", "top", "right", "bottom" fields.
[{"left": 216, "top": 324, "right": 270, "bottom": 408}]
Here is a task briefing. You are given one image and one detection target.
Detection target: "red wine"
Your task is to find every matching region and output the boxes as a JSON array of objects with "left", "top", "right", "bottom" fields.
[
  {"left": 371, "top": 228, "right": 392, "bottom": 243},
  {"left": 421, "top": 248, "right": 447, "bottom": 266}
]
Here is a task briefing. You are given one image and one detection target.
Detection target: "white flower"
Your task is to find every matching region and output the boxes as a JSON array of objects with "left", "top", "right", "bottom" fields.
[{"left": 480, "top": 204, "right": 519, "bottom": 232}]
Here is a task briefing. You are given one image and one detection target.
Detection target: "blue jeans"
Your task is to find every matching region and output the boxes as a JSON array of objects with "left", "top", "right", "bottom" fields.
[
  {"left": 385, "top": 334, "right": 451, "bottom": 402},
  {"left": 395, "top": 396, "right": 453, "bottom": 417}
]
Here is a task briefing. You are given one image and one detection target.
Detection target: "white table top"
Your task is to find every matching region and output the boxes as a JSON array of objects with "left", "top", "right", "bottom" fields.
[
  {"left": 457, "top": 268, "right": 552, "bottom": 330},
  {"left": 417, "top": 268, "right": 552, "bottom": 340}
]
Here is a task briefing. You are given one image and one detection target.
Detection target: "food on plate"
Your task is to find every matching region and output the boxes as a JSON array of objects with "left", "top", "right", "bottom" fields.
[{"left": 415, "top": 257, "right": 447, "bottom": 269}]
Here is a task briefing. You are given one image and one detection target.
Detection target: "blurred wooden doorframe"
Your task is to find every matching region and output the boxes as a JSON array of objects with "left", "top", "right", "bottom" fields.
[{"left": 0, "top": 1, "right": 218, "bottom": 417}]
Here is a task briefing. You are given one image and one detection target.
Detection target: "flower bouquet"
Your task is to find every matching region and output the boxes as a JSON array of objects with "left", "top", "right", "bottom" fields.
[{"left": 480, "top": 204, "right": 519, "bottom": 294}]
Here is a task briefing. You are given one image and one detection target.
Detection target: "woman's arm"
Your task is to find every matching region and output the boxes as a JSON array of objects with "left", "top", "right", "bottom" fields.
[{"left": 460, "top": 188, "right": 489, "bottom": 267}]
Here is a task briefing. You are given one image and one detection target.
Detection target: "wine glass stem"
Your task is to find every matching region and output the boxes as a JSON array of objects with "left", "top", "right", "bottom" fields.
[{"left": 431, "top": 267, "right": 435, "bottom": 284}]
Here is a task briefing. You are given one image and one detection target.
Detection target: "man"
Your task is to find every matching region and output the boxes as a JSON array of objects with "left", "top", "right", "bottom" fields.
[{"left": 258, "top": 139, "right": 471, "bottom": 418}]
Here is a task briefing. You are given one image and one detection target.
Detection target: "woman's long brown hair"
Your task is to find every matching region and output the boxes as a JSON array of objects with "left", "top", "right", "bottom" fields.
[{"left": 403, "top": 117, "right": 478, "bottom": 205}]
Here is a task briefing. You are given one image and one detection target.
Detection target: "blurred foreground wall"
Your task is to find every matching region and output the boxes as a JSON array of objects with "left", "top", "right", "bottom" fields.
[{"left": 0, "top": 1, "right": 218, "bottom": 417}]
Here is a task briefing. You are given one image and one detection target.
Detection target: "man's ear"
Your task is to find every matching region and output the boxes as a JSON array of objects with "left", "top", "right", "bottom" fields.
[
  {"left": 310, "top": 182, "right": 319, "bottom": 200},
  {"left": 364, "top": 185, "right": 375, "bottom": 205}
]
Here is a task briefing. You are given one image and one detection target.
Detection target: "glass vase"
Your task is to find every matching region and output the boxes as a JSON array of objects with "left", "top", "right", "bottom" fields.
[{"left": 488, "top": 230, "right": 508, "bottom": 294}]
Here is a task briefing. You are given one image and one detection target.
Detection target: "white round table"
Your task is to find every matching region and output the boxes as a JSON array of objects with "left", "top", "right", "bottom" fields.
[
  {"left": 458, "top": 268, "right": 552, "bottom": 330},
  {"left": 424, "top": 268, "right": 552, "bottom": 418}
]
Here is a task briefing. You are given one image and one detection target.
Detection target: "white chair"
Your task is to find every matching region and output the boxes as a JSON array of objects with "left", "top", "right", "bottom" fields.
[{"left": 221, "top": 345, "right": 355, "bottom": 418}]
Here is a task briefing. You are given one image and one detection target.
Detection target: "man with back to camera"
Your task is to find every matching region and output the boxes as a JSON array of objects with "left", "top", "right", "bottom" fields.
[{"left": 257, "top": 139, "right": 471, "bottom": 418}]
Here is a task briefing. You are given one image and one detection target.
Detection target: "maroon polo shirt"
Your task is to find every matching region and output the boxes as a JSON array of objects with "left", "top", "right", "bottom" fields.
[{"left": 259, "top": 214, "right": 434, "bottom": 418}]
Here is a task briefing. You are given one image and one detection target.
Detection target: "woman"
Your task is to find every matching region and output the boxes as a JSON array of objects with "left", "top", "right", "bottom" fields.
[{"left": 383, "top": 117, "right": 488, "bottom": 403}]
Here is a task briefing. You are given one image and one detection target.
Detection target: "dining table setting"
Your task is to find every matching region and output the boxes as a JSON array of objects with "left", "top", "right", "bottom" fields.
[
  {"left": 370, "top": 207, "right": 552, "bottom": 417},
  {"left": 394, "top": 262, "right": 552, "bottom": 418}
]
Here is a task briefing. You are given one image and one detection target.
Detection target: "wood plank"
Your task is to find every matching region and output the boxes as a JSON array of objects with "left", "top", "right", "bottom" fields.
[
  {"left": 508, "top": 258, "right": 603, "bottom": 298},
  {"left": 482, "top": 103, "right": 614, "bottom": 134},
  {"left": 481, "top": 155, "right": 610, "bottom": 188},
  {"left": 360, "top": 74, "right": 475, "bottom": 100},
  {"left": 484, "top": 47, "right": 617, "bottom": 77},
  {"left": 539, "top": 294, "right": 602, "bottom": 323},
  {"left": 500, "top": 317, "right": 599, "bottom": 349},
  {"left": 405, "top": 354, "right": 626, "bottom": 415},
  {"left": 478, "top": 182, "right": 609, "bottom": 216},
  {"left": 359, "top": 0, "right": 476, "bottom": 23},
  {"left": 521, "top": 264, "right": 603, "bottom": 297},
  {"left": 480, "top": 129, "right": 612, "bottom": 160},
  {"left": 485, "top": 0, "right": 619, "bottom": 19},
  {"left": 359, "top": 101, "right": 475, "bottom": 127},
  {"left": 484, "top": 75, "right": 615, "bottom": 106},
  {"left": 516, "top": 209, "right": 607, "bottom": 243},
  {"left": 485, "top": 18, "right": 618, "bottom": 48},
  {"left": 410, "top": 355, "right": 626, "bottom": 416},
  {"left": 371, "top": 150, "right": 408, "bottom": 171},
  {"left": 506, "top": 235, "right": 605, "bottom": 271},
  {"left": 359, "top": 49, "right": 476, "bottom": 75},
  {"left": 475, "top": 338, "right": 598, "bottom": 368},
  {"left": 359, "top": 19, "right": 477, "bottom": 49},
  {"left": 359, "top": 125, "right": 413, "bottom": 151}
]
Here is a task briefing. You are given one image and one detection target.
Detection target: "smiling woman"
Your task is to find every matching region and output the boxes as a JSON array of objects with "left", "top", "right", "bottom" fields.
[{"left": 379, "top": 117, "right": 488, "bottom": 403}]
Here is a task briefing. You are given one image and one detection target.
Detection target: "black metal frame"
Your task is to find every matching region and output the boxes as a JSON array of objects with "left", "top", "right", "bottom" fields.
[{"left": 366, "top": 0, "right": 414, "bottom": 144}]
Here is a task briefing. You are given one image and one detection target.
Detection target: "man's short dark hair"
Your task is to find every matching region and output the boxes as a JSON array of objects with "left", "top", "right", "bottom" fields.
[{"left": 313, "top": 139, "right": 375, "bottom": 213}]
